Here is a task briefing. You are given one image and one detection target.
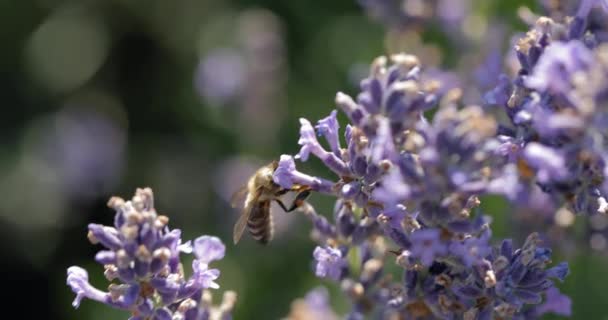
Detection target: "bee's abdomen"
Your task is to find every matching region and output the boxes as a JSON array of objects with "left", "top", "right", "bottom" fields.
[{"left": 248, "top": 201, "right": 273, "bottom": 244}]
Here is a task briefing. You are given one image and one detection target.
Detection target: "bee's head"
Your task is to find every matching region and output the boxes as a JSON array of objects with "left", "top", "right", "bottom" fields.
[{"left": 255, "top": 166, "right": 275, "bottom": 187}]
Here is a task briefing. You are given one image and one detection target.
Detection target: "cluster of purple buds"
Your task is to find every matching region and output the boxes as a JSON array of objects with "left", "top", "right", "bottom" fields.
[
  {"left": 274, "top": 51, "right": 569, "bottom": 318},
  {"left": 485, "top": 1, "right": 608, "bottom": 217},
  {"left": 66, "top": 188, "right": 235, "bottom": 320}
]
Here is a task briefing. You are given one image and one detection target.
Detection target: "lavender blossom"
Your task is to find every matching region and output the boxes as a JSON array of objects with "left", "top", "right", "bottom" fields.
[
  {"left": 313, "top": 246, "right": 346, "bottom": 280},
  {"left": 524, "top": 41, "right": 594, "bottom": 95},
  {"left": 276, "top": 52, "right": 569, "bottom": 319},
  {"left": 67, "top": 188, "right": 236, "bottom": 319},
  {"left": 408, "top": 229, "right": 447, "bottom": 266},
  {"left": 484, "top": 3, "right": 608, "bottom": 217}
]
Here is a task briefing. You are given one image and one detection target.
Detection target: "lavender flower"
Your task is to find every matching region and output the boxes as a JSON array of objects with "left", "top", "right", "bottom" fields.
[
  {"left": 67, "top": 188, "right": 236, "bottom": 319},
  {"left": 313, "top": 246, "right": 346, "bottom": 280},
  {"left": 408, "top": 229, "right": 447, "bottom": 266},
  {"left": 274, "top": 155, "right": 335, "bottom": 194},
  {"left": 524, "top": 41, "right": 594, "bottom": 95},
  {"left": 453, "top": 234, "right": 569, "bottom": 317},
  {"left": 276, "top": 52, "right": 569, "bottom": 318},
  {"left": 485, "top": 3, "right": 608, "bottom": 217}
]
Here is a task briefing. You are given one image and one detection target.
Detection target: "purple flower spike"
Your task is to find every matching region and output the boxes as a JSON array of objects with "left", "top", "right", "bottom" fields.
[
  {"left": 313, "top": 246, "right": 345, "bottom": 280},
  {"left": 489, "top": 5, "right": 608, "bottom": 220},
  {"left": 67, "top": 188, "right": 234, "bottom": 319},
  {"left": 278, "top": 51, "right": 572, "bottom": 319}
]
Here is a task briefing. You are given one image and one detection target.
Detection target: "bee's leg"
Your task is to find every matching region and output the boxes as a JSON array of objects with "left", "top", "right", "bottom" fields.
[
  {"left": 285, "top": 190, "right": 311, "bottom": 212},
  {"left": 273, "top": 190, "right": 311, "bottom": 213},
  {"left": 275, "top": 189, "right": 290, "bottom": 196},
  {"left": 274, "top": 199, "right": 290, "bottom": 212}
]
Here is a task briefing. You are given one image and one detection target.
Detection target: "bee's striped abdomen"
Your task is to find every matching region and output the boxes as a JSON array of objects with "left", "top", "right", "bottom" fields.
[{"left": 247, "top": 200, "right": 273, "bottom": 244}]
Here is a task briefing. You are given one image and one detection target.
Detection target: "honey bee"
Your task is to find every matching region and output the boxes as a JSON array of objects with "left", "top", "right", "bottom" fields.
[{"left": 232, "top": 161, "right": 311, "bottom": 245}]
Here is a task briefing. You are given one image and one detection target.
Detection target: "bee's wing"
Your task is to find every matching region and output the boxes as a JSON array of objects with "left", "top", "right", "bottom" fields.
[
  {"left": 230, "top": 185, "right": 249, "bottom": 208},
  {"left": 233, "top": 188, "right": 262, "bottom": 244},
  {"left": 233, "top": 208, "right": 251, "bottom": 245}
]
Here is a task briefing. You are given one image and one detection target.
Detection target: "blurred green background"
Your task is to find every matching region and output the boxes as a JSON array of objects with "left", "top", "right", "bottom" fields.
[{"left": 2, "top": 0, "right": 607, "bottom": 319}]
